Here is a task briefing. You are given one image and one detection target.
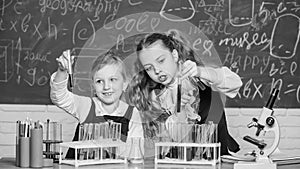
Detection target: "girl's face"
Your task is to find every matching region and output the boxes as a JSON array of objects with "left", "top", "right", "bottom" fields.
[
  {"left": 139, "top": 40, "right": 179, "bottom": 85},
  {"left": 93, "top": 64, "right": 125, "bottom": 105}
]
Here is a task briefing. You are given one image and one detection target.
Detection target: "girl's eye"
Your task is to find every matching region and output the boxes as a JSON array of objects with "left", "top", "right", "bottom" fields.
[
  {"left": 96, "top": 80, "right": 103, "bottom": 84},
  {"left": 158, "top": 58, "right": 165, "bottom": 63},
  {"left": 145, "top": 66, "right": 153, "bottom": 72},
  {"left": 110, "top": 78, "right": 117, "bottom": 82}
]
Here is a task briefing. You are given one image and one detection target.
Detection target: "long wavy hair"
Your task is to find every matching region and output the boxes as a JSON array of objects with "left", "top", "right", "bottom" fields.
[{"left": 127, "top": 30, "right": 201, "bottom": 138}]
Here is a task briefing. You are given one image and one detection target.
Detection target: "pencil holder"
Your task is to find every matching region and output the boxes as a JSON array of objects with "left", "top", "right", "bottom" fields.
[
  {"left": 30, "top": 128, "right": 43, "bottom": 167},
  {"left": 19, "top": 137, "right": 30, "bottom": 168}
]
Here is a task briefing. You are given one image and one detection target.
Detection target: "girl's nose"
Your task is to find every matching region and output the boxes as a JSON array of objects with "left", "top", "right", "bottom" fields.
[
  {"left": 103, "top": 81, "right": 111, "bottom": 90},
  {"left": 154, "top": 66, "right": 161, "bottom": 74}
]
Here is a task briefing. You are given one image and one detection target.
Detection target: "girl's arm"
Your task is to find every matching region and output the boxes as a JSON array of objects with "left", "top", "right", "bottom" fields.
[
  {"left": 50, "top": 72, "right": 91, "bottom": 122},
  {"left": 198, "top": 66, "right": 242, "bottom": 98}
]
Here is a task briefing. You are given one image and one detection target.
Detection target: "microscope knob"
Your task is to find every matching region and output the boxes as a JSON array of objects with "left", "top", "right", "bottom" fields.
[{"left": 266, "top": 116, "right": 275, "bottom": 127}]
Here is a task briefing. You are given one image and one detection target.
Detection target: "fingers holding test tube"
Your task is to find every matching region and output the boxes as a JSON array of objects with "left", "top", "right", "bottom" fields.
[
  {"left": 181, "top": 60, "right": 198, "bottom": 79},
  {"left": 56, "top": 49, "right": 76, "bottom": 89},
  {"left": 56, "top": 50, "right": 75, "bottom": 72},
  {"left": 181, "top": 60, "right": 206, "bottom": 90}
]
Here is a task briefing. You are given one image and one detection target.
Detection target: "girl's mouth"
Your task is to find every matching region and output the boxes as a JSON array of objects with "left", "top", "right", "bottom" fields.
[
  {"left": 158, "top": 75, "right": 167, "bottom": 82},
  {"left": 103, "top": 92, "right": 113, "bottom": 96}
]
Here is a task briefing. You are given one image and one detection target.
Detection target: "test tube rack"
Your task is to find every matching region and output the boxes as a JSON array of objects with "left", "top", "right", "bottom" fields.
[
  {"left": 43, "top": 139, "right": 63, "bottom": 162},
  {"left": 154, "top": 142, "right": 221, "bottom": 165},
  {"left": 59, "top": 139, "right": 127, "bottom": 167}
]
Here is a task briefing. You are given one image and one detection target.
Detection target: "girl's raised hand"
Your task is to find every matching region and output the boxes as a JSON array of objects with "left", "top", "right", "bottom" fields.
[
  {"left": 180, "top": 91, "right": 192, "bottom": 106},
  {"left": 181, "top": 60, "right": 198, "bottom": 79},
  {"left": 56, "top": 50, "right": 75, "bottom": 72}
]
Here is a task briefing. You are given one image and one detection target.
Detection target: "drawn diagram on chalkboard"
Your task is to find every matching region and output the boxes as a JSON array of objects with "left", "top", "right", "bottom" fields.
[
  {"left": 270, "top": 13, "right": 300, "bottom": 59},
  {"left": 0, "top": 40, "right": 13, "bottom": 83},
  {"left": 74, "top": 12, "right": 222, "bottom": 98},
  {"left": 159, "top": 0, "right": 195, "bottom": 21},
  {"left": 228, "top": 0, "right": 254, "bottom": 27}
]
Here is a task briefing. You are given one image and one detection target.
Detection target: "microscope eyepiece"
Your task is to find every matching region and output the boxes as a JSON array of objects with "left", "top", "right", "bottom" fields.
[{"left": 265, "top": 88, "right": 279, "bottom": 109}]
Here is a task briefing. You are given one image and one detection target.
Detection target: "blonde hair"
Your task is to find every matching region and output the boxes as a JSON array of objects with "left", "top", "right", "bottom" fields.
[{"left": 91, "top": 51, "right": 127, "bottom": 81}]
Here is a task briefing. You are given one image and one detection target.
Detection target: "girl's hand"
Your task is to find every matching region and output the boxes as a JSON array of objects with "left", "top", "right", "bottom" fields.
[
  {"left": 56, "top": 50, "right": 75, "bottom": 72},
  {"left": 181, "top": 60, "right": 198, "bottom": 79},
  {"left": 180, "top": 91, "right": 192, "bottom": 106}
]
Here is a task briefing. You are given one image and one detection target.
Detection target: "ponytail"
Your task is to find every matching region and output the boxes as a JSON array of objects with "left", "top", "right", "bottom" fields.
[{"left": 129, "top": 30, "right": 201, "bottom": 138}]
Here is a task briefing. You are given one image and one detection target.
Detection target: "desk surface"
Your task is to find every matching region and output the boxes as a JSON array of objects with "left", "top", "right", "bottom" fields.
[{"left": 1, "top": 158, "right": 300, "bottom": 169}]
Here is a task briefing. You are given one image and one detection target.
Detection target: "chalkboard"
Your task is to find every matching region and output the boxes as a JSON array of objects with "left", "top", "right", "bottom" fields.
[{"left": 0, "top": 0, "right": 299, "bottom": 108}]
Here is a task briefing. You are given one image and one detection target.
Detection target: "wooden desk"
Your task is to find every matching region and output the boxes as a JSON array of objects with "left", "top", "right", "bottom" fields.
[{"left": 1, "top": 157, "right": 300, "bottom": 169}]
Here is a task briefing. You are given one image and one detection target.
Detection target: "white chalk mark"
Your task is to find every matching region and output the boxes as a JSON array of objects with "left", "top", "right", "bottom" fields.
[
  {"left": 228, "top": 0, "right": 254, "bottom": 27},
  {"left": 160, "top": 0, "right": 195, "bottom": 22},
  {"left": 270, "top": 13, "right": 300, "bottom": 59}
]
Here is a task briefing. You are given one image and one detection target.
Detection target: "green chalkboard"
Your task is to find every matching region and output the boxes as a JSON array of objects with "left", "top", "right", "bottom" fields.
[{"left": 0, "top": 0, "right": 299, "bottom": 108}]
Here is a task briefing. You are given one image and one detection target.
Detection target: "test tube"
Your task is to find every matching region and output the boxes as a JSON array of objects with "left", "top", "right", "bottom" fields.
[
  {"left": 82, "top": 123, "right": 89, "bottom": 160},
  {"left": 52, "top": 122, "right": 57, "bottom": 158},
  {"left": 99, "top": 123, "right": 109, "bottom": 159},
  {"left": 177, "top": 62, "right": 182, "bottom": 113},
  {"left": 78, "top": 124, "right": 84, "bottom": 160},
  {"left": 109, "top": 122, "right": 120, "bottom": 159},
  {"left": 86, "top": 123, "right": 93, "bottom": 159},
  {"left": 167, "top": 122, "right": 173, "bottom": 158},
  {"left": 157, "top": 122, "right": 167, "bottom": 159},
  {"left": 177, "top": 123, "right": 183, "bottom": 160},
  {"left": 94, "top": 123, "right": 100, "bottom": 159},
  {"left": 185, "top": 123, "right": 193, "bottom": 161},
  {"left": 194, "top": 124, "right": 201, "bottom": 160}
]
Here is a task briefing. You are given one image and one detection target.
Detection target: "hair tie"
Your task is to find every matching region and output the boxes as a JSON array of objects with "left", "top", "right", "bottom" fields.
[
  {"left": 167, "top": 35, "right": 175, "bottom": 44},
  {"left": 167, "top": 33, "right": 174, "bottom": 39}
]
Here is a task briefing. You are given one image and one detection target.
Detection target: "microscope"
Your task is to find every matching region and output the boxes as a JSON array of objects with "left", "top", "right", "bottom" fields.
[{"left": 234, "top": 88, "right": 280, "bottom": 169}]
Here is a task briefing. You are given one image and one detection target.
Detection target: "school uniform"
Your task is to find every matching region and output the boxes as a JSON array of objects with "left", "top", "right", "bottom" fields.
[
  {"left": 50, "top": 72, "right": 144, "bottom": 158},
  {"left": 197, "top": 84, "right": 240, "bottom": 155},
  {"left": 152, "top": 66, "right": 242, "bottom": 155},
  {"left": 65, "top": 99, "right": 135, "bottom": 159}
]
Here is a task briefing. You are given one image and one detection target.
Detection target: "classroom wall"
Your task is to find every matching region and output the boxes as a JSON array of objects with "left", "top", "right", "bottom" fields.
[{"left": 0, "top": 104, "right": 299, "bottom": 157}]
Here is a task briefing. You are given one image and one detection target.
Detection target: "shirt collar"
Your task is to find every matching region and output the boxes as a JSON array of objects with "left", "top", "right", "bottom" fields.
[{"left": 93, "top": 98, "right": 128, "bottom": 116}]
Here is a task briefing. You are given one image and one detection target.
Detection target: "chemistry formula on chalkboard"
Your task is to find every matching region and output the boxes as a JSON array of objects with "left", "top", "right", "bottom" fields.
[{"left": 0, "top": 0, "right": 299, "bottom": 108}]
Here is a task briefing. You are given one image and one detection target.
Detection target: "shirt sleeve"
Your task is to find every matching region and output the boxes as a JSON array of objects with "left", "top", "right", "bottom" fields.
[
  {"left": 198, "top": 66, "right": 243, "bottom": 98},
  {"left": 50, "top": 72, "right": 91, "bottom": 122}
]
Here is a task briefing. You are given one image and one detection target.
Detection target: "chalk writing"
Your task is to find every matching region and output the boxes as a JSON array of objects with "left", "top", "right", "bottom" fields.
[
  {"left": 38, "top": 0, "right": 121, "bottom": 20},
  {"left": 0, "top": 0, "right": 299, "bottom": 107},
  {"left": 218, "top": 32, "right": 269, "bottom": 50},
  {"left": 103, "top": 13, "right": 160, "bottom": 33}
]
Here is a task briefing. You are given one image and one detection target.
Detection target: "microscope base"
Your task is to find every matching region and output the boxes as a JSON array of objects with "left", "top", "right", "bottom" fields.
[{"left": 234, "top": 161, "right": 276, "bottom": 169}]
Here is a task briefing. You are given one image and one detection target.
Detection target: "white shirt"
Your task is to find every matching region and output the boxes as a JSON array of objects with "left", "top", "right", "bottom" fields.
[
  {"left": 150, "top": 66, "right": 242, "bottom": 124},
  {"left": 50, "top": 72, "right": 144, "bottom": 139}
]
